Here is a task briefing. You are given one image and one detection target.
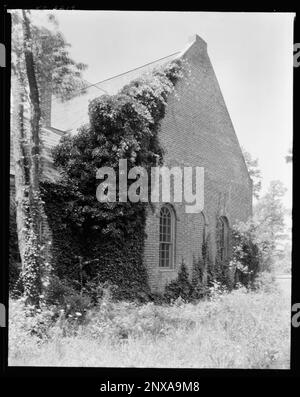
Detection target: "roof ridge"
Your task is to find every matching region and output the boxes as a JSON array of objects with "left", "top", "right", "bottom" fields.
[{"left": 73, "top": 51, "right": 181, "bottom": 95}]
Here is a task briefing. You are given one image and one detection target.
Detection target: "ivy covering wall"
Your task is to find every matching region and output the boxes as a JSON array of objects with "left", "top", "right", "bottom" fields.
[{"left": 40, "top": 60, "right": 184, "bottom": 299}]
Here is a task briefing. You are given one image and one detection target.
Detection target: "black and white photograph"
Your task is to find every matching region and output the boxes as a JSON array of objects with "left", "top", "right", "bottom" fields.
[{"left": 3, "top": 9, "right": 294, "bottom": 370}]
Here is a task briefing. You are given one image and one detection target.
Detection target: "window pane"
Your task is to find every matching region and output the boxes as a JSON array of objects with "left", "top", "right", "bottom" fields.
[
  {"left": 159, "top": 242, "right": 171, "bottom": 267},
  {"left": 159, "top": 206, "right": 174, "bottom": 268}
]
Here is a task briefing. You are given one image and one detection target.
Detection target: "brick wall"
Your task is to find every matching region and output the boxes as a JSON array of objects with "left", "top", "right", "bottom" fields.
[{"left": 143, "top": 36, "right": 252, "bottom": 293}]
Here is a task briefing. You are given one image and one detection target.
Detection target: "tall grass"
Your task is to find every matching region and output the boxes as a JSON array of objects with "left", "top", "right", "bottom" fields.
[{"left": 8, "top": 281, "right": 290, "bottom": 368}]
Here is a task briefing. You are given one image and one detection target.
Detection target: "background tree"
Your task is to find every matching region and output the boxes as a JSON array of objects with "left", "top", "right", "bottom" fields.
[
  {"left": 253, "top": 180, "right": 287, "bottom": 271},
  {"left": 242, "top": 147, "right": 262, "bottom": 200},
  {"left": 11, "top": 10, "right": 87, "bottom": 305},
  {"left": 232, "top": 179, "right": 289, "bottom": 280}
]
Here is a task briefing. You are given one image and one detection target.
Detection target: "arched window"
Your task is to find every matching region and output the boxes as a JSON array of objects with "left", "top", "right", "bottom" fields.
[
  {"left": 217, "top": 216, "right": 229, "bottom": 262},
  {"left": 159, "top": 205, "right": 175, "bottom": 268}
]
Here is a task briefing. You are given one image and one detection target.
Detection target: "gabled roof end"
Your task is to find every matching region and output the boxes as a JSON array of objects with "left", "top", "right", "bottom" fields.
[
  {"left": 177, "top": 34, "right": 207, "bottom": 59},
  {"left": 189, "top": 34, "right": 207, "bottom": 48}
]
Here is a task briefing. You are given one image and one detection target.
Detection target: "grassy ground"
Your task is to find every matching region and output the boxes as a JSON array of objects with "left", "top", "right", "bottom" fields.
[{"left": 8, "top": 282, "right": 290, "bottom": 368}]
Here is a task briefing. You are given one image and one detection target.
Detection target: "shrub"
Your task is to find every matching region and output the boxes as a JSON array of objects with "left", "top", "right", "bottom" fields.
[
  {"left": 207, "top": 280, "right": 229, "bottom": 301},
  {"left": 231, "top": 222, "right": 261, "bottom": 288},
  {"left": 252, "top": 271, "right": 279, "bottom": 294},
  {"left": 9, "top": 298, "right": 56, "bottom": 342},
  {"left": 214, "top": 255, "right": 232, "bottom": 290},
  {"left": 191, "top": 256, "right": 207, "bottom": 300},
  {"left": 164, "top": 261, "right": 193, "bottom": 302},
  {"left": 45, "top": 275, "right": 92, "bottom": 317}
]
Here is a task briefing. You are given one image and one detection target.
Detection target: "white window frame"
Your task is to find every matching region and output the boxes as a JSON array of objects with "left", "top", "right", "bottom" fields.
[{"left": 159, "top": 204, "right": 175, "bottom": 269}]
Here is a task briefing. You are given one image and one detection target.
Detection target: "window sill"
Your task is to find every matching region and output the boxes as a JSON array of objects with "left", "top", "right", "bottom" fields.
[{"left": 158, "top": 267, "right": 177, "bottom": 272}]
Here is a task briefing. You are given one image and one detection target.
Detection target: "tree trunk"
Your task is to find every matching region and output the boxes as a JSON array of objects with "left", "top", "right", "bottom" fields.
[
  {"left": 11, "top": 74, "right": 29, "bottom": 273},
  {"left": 19, "top": 10, "right": 43, "bottom": 305},
  {"left": 22, "top": 10, "right": 41, "bottom": 194}
]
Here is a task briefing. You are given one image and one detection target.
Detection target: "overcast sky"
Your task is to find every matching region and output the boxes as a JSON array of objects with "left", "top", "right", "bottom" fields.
[{"left": 31, "top": 10, "right": 294, "bottom": 209}]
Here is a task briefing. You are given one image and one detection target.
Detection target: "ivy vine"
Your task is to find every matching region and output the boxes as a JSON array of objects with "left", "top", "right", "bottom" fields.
[{"left": 41, "top": 60, "right": 184, "bottom": 299}]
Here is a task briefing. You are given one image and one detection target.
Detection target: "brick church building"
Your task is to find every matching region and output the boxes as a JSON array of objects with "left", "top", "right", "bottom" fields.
[{"left": 10, "top": 35, "right": 252, "bottom": 293}]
